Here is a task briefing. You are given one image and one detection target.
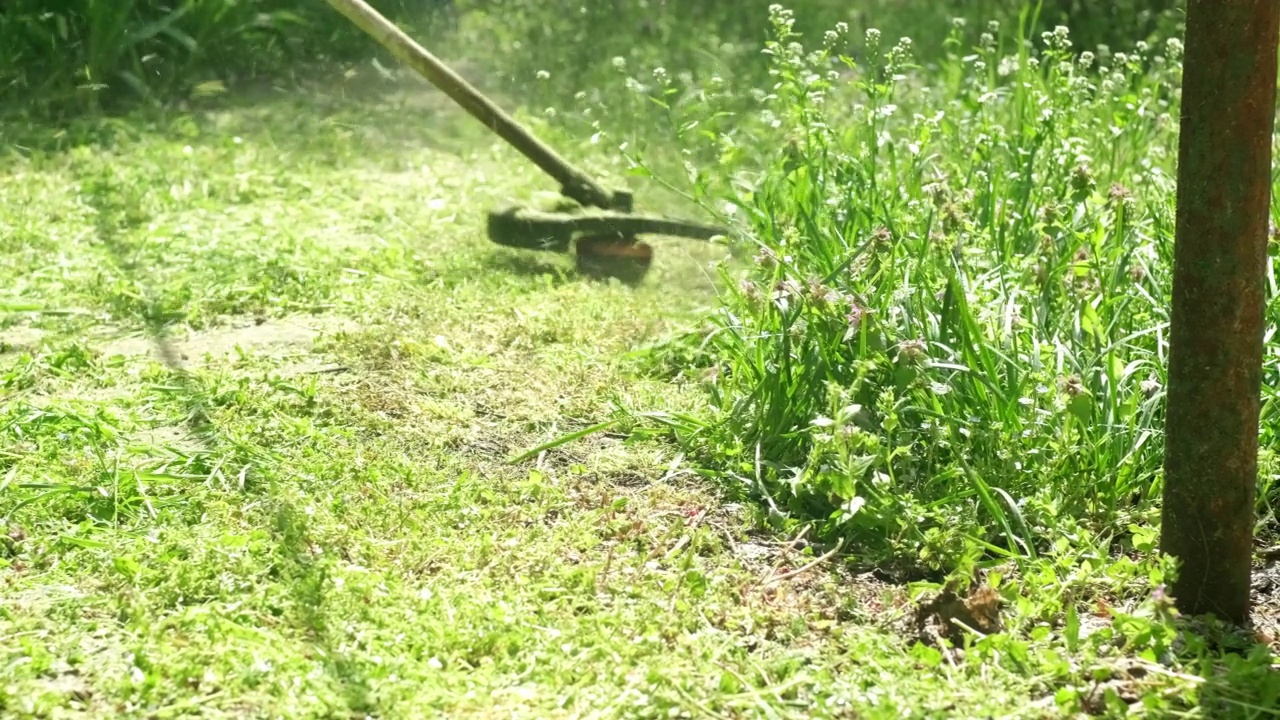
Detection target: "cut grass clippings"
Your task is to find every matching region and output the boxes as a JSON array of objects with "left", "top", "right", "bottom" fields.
[{"left": 1, "top": 77, "right": 1052, "bottom": 719}]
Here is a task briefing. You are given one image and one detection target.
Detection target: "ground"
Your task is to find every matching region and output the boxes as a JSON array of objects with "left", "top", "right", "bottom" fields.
[{"left": 2, "top": 69, "right": 1254, "bottom": 719}]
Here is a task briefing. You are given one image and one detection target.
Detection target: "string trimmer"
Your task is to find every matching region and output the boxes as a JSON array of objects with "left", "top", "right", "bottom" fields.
[{"left": 324, "top": 0, "right": 730, "bottom": 284}]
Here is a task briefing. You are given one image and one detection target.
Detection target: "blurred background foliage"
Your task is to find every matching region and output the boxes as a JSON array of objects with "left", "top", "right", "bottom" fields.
[{"left": 1, "top": 0, "right": 1181, "bottom": 117}]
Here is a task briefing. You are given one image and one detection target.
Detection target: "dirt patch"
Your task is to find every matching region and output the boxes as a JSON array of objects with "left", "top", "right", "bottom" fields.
[
  {"left": 98, "top": 315, "right": 358, "bottom": 369},
  {"left": 1251, "top": 557, "right": 1280, "bottom": 647},
  {"left": 126, "top": 424, "right": 203, "bottom": 452},
  {"left": 0, "top": 325, "right": 46, "bottom": 355},
  {"left": 912, "top": 582, "right": 1004, "bottom": 648}
]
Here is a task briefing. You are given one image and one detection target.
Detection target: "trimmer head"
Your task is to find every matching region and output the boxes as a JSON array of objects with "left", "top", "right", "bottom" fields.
[
  {"left": 486, "top": 203, "right": 725, "bottom": 285},
  {"left": 323, "top": 0, "right": 729, "bottom": 285},
  {"left": 575, "top": 235, "right": 654, "bottom": 286}
]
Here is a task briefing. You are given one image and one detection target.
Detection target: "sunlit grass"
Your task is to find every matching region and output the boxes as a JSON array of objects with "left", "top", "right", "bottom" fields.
[
  {"left": 1, "top": 79, "right": 1058, "bottom": 719},
  {"left": 3, "top": 1, "right": 1280, "bottom": 717}
]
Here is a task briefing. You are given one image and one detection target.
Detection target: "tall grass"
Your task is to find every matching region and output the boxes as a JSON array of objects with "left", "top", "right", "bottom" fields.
[
  {"left": 587, "top": 4, "right": 1280, "bottom": 578},
  {"left": 0, "top": 0, "right": 453, "bottom": 113},
  {"left": 449, "top": 0, "right": 1181, "bottom": 150}
]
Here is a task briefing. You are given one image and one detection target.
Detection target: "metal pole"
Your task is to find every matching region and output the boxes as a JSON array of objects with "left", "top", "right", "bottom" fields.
[
  {"left": 1161, "top": 0, "right": 1280, "bottom": 623},
  {"left": 322, "top": 0, "right": 629, "bottom": 212}
]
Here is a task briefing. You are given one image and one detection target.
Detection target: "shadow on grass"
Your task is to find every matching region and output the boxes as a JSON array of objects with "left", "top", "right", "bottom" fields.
[
  {"left": 86, "top": 158, "right": 387, "bottom": 717},
  {"left": 270, "top": 500, "right": 381, "bottom": 717},
  {"left": 82, "top": 170, "right": 223, "bottom": 462},
  {"left": 481, "top": 249, "right": 579, "bottom": 286}
]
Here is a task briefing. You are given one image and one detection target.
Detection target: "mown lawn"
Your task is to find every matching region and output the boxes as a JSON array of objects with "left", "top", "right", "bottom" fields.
[
  {"left": 0, "top": 75, "right": 1096, "bottom": 719},
  {"left": 8, "top": 0, "right": 1280, "bottom": 717}
]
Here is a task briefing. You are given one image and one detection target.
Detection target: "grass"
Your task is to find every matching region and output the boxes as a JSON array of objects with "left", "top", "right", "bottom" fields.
[
  {"left": 0, "top": 0, "right": 455, "bottom": 115},
  {"left": 3, "top": 3, "right": 1280, "bottom": 719},
  {"left": 470, "top": 3, "right": 1280, "bottom": 715},
  {"left": 639, "top": 7, "right": 1280, "bottom": 716},
  {"left": 0, "top": 72, "right": 1059, "bottom": 718},
  {"left": 604, "top": 9, "right": 1192, "bottom": 569}
]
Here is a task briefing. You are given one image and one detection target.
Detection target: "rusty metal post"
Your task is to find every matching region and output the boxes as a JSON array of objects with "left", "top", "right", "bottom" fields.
[{"left": 1161, "top": 0, "right": 1280, "bottom": 623}]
